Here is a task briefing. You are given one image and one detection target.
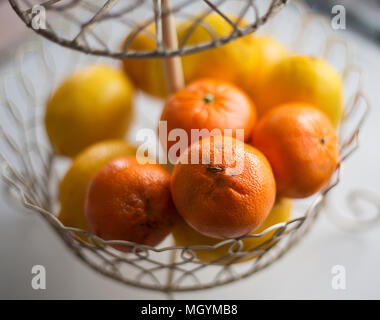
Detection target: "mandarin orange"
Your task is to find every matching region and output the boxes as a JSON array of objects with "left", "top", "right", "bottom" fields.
[
  {"left": 170, "top": 136, "right": 276, "bottom": 239},
  {"left": 251, "top": 103, "right": 340, "bottom": 198},
  {"left": 160, "top": 78, "right": 256, "bottom": 162},
  {"left": 85, "top": 156, "right": 177, "bottom": 251}
]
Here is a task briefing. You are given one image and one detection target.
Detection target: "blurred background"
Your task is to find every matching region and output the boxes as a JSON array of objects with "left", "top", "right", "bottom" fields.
[
  {"left": 0, "top": 0, "right": 379, "bottom": 299},
  {"left": 306, "top": 0, "right": 380, "bottom": 44}
]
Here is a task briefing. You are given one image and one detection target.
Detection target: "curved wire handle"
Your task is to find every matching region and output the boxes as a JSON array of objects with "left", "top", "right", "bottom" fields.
[{"left": 327, "top": 189, "right": 380, "bottom": 231}]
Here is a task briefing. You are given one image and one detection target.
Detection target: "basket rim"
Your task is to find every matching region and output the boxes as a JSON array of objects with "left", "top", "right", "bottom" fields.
[{"left": 8, "top": 0, "right": 288, "bottom": 59}]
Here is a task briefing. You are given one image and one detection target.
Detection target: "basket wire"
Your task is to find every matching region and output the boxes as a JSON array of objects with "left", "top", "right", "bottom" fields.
[
  {"left": 8, "top": 0, "right": 288, "bottom": 58},
  {"left": 0, "top": 1, "right": 373, "bottom": 293}
]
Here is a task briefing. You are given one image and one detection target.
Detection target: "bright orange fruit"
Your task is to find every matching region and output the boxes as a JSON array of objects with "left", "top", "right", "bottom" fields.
[
  {"left": 85, "top": 156, "right": 177, "bottom": 251},
  {"left": 170, "top": 135, "right": 276, "bottom": 239},
  {"left": 252, "top": 103, "right": 340, "bottom": 198},
  {"left": 160, "top": 78, "right": 257, "bottom": 158}
]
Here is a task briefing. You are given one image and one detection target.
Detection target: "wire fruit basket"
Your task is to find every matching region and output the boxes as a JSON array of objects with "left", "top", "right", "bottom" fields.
[{"left": 0, "top": 0, "right": 370, "bottom": 293}]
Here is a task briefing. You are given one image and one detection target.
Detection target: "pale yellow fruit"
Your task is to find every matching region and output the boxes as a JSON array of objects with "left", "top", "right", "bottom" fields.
[
  {"left": 240, "top": 36, "right": 288, "bottom": 100},
  {"left": 45, "top": 65, "right": 134, "bottom": 157},
  {"left": 179, "top": 14, "right": 260, "bottom": 88},
  {"left": 257, "top": 55, "right": 343, "bottom": 126},
  {"left": 172, "top": 198, "right": 292, "bottom": 264},
  {"left": 57, "top": 139, "right": 137, "bottom": 233},
  {"left": 122, "top": 14, "right": 260, "bottom": 98},
  {"left": 122, "top": 27, "right": 167, "bottom": 98}
]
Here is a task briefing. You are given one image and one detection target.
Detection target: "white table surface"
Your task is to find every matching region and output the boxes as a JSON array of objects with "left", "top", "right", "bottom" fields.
[{"left": 0, "top": 13, "right": 380, "bottom": 300}]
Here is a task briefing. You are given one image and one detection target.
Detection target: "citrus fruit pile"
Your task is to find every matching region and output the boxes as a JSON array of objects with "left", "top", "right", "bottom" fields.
[{"left": 45, "top": 14, "right": 342, "bottom": 263}]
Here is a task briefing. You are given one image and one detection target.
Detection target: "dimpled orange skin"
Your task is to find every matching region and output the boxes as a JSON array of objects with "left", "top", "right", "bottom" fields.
[
  {"left": 85, "top": 156, "right": 177, "bottom": 252},
  {"left": 160, "top": 78, "right": 257, "bottom": 152},
  {"left": 251, "top": 104, "right": 340, "bottom": 198},
  {"left": 170, "top": 136, "right": 276, "bottom": 239}
]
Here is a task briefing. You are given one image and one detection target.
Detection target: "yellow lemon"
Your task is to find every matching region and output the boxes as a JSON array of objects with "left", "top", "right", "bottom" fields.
[
  {"left": 172, "top": 198, "right": 291, "bottom": 264},
  {"left": 122, "top": 27, "right": 167, "bottom": 98},
  {"left": 57, "top": 139, "right": 137, "bottom": 233},
  {"left": 240, "top": 36, "right": 288, "bottom": 100},
  {"left": 45, "top": 65, "right": 134, "bottom": 157},
  {"left": 257, "top": 55, "right": 343, "bottom": 126},
  {"left": 122, "top": 14, "right": 260, "bottom": 98},
  {"left": 179, "top": 14, "right": 259, "bottom": 88}
]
